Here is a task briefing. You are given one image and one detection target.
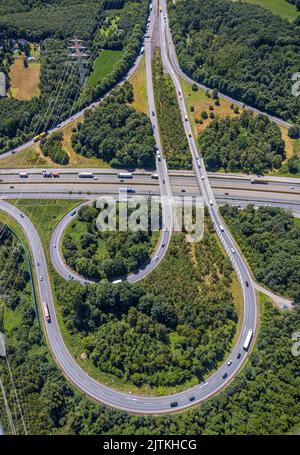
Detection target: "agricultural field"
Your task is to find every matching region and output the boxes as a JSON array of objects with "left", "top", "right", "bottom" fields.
[
  {"left": 9, "top": 57, "right": 40, "bottom": 101},
  {"left": 87, "top": 49, "right": 124, "bottom": 88},
  {"left": 241, "top": 0, "right": 300, "bottom": 21}
]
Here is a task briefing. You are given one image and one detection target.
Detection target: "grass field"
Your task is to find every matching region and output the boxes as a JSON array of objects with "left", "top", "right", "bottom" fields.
[
  {"left": 87, "top": 49, "right": 123, "bottom": 88},
  {"left": 129, "top": 55, "right": 148, "bottom": 115},
  {"left": 180, "top": 77, "right": 243, "bottom": 137},
  {"left": 241, "top": 0, "right": 300, "bottom": 21},
  {"left": 9, "top": 57, "right": 40, "bottom": 100}
]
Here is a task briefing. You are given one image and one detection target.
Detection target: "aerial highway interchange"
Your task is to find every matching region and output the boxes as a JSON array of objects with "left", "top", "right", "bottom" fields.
[{"left": 0, "top": 0, "right": 298, "bottom": 415}]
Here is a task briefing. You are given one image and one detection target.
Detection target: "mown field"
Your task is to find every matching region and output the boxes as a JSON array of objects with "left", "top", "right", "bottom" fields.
[{"left": 87, "top": 49, "right": 124, "bottom": 88}]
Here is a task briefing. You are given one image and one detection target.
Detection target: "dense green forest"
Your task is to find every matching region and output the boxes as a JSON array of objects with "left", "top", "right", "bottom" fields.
[
  {"left": 152, "top": 49, "right": 191, "bottom": 170},
  {"left": 63, "top": 203, "right": 155, "bottom": 280},
  {"left": 0, "top": 220, "right": 299, "bottom": 434},
  {"left": 0, "top": 0, "right": 149, "bottom": 155},
  {"left": 199, "top": 111, "right": 286, "bottom": 174},
  {"left": 72, "top": 82, "right": 156, "bottom": 168},
  {"left": 220, "top": 205, "right": 300, "bottom": 301},
  {"left": 40, "top": 131, "right": 69, "bottom": 164},
  {"left": 59, "top": 226, "right": 238, "bottom": 389},
  {"left": 167, "top": 0, "right": 300, "bottom": 125}
]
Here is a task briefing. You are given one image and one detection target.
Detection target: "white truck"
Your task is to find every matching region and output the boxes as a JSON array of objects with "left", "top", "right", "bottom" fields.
[
  {"left": 42, "top": 301, "right": 51, "bottom": 323},
  {"left": 118, "top": 172, "right": 133, "bottom": 179},
  {"left": 78, "top": 172, "right": 93, "bottom": 178},
  {"left": 243, "top": 329, "right": 254, "bottom": 351}
]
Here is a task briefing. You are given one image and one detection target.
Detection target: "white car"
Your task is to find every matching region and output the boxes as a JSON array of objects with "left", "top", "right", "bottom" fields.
[
  {"left": 39, "top": 276, "right": 43, "bottom": 281},
  {"left": 154, "top": 255, "right": 159, "bottom": 261},
  {"left": 231, "top": 248, "right": 235, "bottom": 254},
  {"left": 289, "top": 185, "right": 295, "bottom": 189},
  {"left": 227, "top": 360, "right": 232, "bottom": 366},
  {"left": 53, "top": 244, "right": 56, "bottom": 248}
]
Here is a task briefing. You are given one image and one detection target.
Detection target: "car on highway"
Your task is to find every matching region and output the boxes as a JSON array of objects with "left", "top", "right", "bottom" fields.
[
  {"left": 231, "top": 248, "right": 235, "bottom": 254},
  {"left": 237, "top": 353, "right": 241, "bottom": 359},
  {"left": 39, "top": 276, "right": 43, "bottom": 281},
  {"left": 70, "top": 210, "right": 76, "bottom": 216},
  {"left": 222, "top": 373, "right": 228, "bottom": 379},
  {"left": 227, "top": 360, "right": 232, "bottom": 366},
  {"left": 93, "top": 176, "right": 98, "bottom": 180},
  {"left": 289, "top": 185, "right": 295, "bottom": 189},
  {"left": 224, "top": 192, "right": 229, "bottom": 195},
  {"left": 161, "top": 243, "right": 165, "bottom": 248},
  {"left": 170, "top": 401, "right": 178, "bottom": 408},
  {"left": 10, "top": 186, "right": 14, "bottom": 189},
  {"left": 219, "top": 225, "right": 224, "bottom": 232},
  {"left": 53, "top": 244, "right": 56, "bottom": 248},
  {"left": 189, "top": 396, "right": 195, "bottom": 402},
  {"left": 20, "top": 213, "right": 24, "bottom": 218},
  {"left": 69, "top": 275, "right": 74, "bottom": 280},
  {"left": 201, "top": 175, "right": 204, "bottom": 180},
  {"left": 152, "top": 111, "right": 155, "bottom": 116},
  {"left": 181, "top": 189, "right": 186, "bottom": 192},
  {"left": 154, "top": 255, "right": 159, "bottom": 261},
  {"left": 188, "top": 131, "right": 192, "bottom": 137},
  {"left": 245, "top": 281, "right": 249, "bottom": 287}
]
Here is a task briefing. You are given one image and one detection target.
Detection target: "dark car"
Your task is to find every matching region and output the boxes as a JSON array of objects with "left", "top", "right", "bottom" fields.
[
  {"left": 189, "top": 396, "right": 195, "bottom": 402},
  {"left": 237, "top": 353, "right": 241, "bottom": 359},
  {"left": 181, "top": 189, "right": 186, "bottom": 192},
  {"left": 245, "top": 281, "right": 249, "bottom": 287},
  {"left": 222, "top": 373, "right": 228, "bottom": 379},
  {"left": 170, "top": 401, "right": 178, "bottom": 408},
  {"left": 152, "top": 111, "right": 155, "bottom": 116}
]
